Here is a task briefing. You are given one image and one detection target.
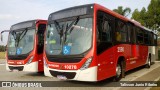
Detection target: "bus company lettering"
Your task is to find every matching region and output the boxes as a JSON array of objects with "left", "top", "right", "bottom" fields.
[
  {"left": 117, "top": 47, "right": 124, "bottom": 52},
  {"left": 8, "top": 61, "right": 15, "bottom": 64},
  {"left": 48, "top": 64, "right": 60, "bottom": 68},
  {"left": 8, "top": 61, "right": 24, "bottom": 65},
  {"left": 64, "top": 65, "right": 77, "bottom": 70}
]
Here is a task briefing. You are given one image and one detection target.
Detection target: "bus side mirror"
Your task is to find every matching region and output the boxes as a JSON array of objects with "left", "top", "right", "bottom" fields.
[{"left": 0, "top": 30, "right": 10, "bottom": 42}]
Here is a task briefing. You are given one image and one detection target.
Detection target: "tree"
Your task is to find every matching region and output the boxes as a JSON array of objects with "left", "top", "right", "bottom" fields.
[
  {"left": 147, "top": 0, "right": 160, "bottom": 31},
  {"left": 139, "top": 7, "right": 148, "bottom": 26},
  {"left": 132, "top": 7, "right": 148, "bottom": 26},
  {"left": 131, "top": 9, "right": 140, "bottom": 21},
  {"left": 132, "top": 0, "right": 160, "bottom": 31},
  {"left": 0, "top": 45, "right": 5, "bottom": 52},
  {"left": 113, "top": 6, "right": 131, "bottom": 17}
]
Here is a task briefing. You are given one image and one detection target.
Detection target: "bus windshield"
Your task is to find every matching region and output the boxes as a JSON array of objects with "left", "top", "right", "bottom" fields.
[
  {"left": 7, "top": 29, "right": 35, "bottom": 55},
  {"left": 46, "top": 17, "right": 92, "bottom": 55}
]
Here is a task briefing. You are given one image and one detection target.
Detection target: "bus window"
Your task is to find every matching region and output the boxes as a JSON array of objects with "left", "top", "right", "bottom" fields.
[
  {"left": 148, "top": 32, "right": 152, "bottom": 45},
  {"left": 154, "top": 34, "right": 157, "bottom": 46},
  {"left": 127, "top": 23, "right": 136, "bottom": 44},
  {"left": 144, "top": 31, "right": 149, "bottom": 45},
  {"left": 127, "top": 24, "right": 131, "bottom": 43},
  {"left": 97, "top": 11, "right": 113, "bottom": 54},
  {"left": 116, "top": 20, "right": 127, "bottom": 42},
  {"left": 136, "top": 28, "right": 144, "bottom": 44},
  {"left": 100, "top": 20, "right": 112, "bottom": 42}
]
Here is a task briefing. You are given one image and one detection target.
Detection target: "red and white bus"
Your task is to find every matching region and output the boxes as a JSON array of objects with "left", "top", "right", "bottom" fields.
[
  {"left": 43, "top": 4, "right": 157, "bottom": 81},
  {"left": 1, "top": 20, "right": 47, "bottom": 72}
]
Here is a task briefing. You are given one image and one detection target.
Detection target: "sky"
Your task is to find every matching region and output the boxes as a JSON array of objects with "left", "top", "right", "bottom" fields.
[{"left": 0, "top": 0, "right": 151, "bottom": 45}]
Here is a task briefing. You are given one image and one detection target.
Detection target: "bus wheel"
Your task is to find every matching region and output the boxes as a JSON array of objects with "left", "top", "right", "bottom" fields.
[
  {"left": 146, "top": 56, "right": 151, "bottom": 68},
  {"left": 113, "top": 62, "right": 122, "bottom": 81}
]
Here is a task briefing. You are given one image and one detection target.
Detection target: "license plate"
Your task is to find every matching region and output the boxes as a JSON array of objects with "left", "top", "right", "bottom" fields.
[
  {"left": 57, "top": 75, "right": 67, "bottom": 80},
  {"left": 12, "top": 69, "right": 19, "bottom": 72}
]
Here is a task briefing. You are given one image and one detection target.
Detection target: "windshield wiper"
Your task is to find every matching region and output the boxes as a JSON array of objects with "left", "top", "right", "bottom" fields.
[
  {"left": 19, "top": 28, "right": 28, "bottom": 42},
  {"left": 54, "top": 20, "right": 64, "bottom": 37},
  {"left": 64, "top": 16, "right": 79, "bottom": 42},
  {"left": 54, "top": 20, "right": 61, "bottom": 34},
  {"left": 53, "top": 17, "right": 79, "bottom": 55},
  {"left": 54, "top": 20, "right": 64, "bottom": 44},
  {"left": 67, "top": 16, "right": 79, "bottom": 33},
  {"left": 10, "top": 31, "right": 17, "bottom": 47},
  {"left": 16, "top": 28, "right": 28, "bottom": 47}
]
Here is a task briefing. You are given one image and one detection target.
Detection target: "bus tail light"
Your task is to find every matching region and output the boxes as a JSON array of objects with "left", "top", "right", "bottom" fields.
[
  {"left": 80, "top": 57, "right": 93, "bottom": 70},
  {"left": 26, "top": 56, "right": 34, "bottom": 64},
  {"left": 43, "top": 57, "right": 48, "bottom": 68}
]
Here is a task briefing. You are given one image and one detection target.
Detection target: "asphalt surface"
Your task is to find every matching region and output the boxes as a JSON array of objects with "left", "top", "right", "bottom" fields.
[{"left": 0, "top": 59, "right": 160, "bottom": 90}]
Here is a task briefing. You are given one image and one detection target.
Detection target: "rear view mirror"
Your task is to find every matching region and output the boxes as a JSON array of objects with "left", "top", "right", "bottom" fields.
[
  {"left": 0, "top": 30, "right": 10, "bottom": 42},
  {"left": 0, "top": 31, "right": 4, "bottom": 42},
  {"left": 1, "top": 34, "right": 3, "bottom": 42}
]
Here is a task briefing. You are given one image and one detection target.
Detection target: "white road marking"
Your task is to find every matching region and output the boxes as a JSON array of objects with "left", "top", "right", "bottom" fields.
[
  {"left": 0, "top": 63, "right": 5, "bottom": 65},
  {"left": 144, "top": 76, "right": 160, "bottom": 90},
  {"left": 114, "top": 62, "right": 160, "bottom": 90}
]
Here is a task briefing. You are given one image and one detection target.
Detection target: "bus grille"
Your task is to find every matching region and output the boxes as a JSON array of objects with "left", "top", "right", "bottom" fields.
[
  {"left": 8, "top": 55, "right": 28, "bottom": 60},
  {"left": 46, "top": 56, "right": 82, "bottom": 63},
  {"left": 49, "top": 70, "right": 76, "bottom": 79},
  {"left": 8, "top": 66, "right": 24, "bottom": 71}
]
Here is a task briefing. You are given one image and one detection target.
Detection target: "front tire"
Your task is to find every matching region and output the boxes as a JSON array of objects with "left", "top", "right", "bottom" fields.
[
  {"left": 146, "top": 56, "right": 151, "bottom": 68},
  {"left": 113, "top": 62, "right": 122, "bottom": 81}
]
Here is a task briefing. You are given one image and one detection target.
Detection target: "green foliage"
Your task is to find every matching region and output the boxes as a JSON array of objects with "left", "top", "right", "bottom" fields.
[
  {"left": 132, "top": 9, "right": 140, "bottom": 21},
  {"left": 113, "top": 6, "right": 131, "bottom": 17},
  {"left": 0, "top": 52, "right": 5, "bottom": 59},
  {"left": 132, "top": 0, "right": 160, "bottom": 31},
  {"left": 132, "top": 7, "right": 148, "bottom": 26},
  {"left": 0, "top": 45, "right": 6, "bottom": 52}
]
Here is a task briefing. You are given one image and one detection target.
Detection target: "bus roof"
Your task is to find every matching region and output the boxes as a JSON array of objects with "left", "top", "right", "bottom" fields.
[
  {"left": 94, "top": 3, "right": 153, "bottom": 32},
  {"left": 10, "top": 19, "right": 47, "bottom": 31},
  {"left": 48, "top": 3, "right": 152, "bottom": 32},
  {"left": 48, "top": 4, "right": 94, "bottom": 22}
]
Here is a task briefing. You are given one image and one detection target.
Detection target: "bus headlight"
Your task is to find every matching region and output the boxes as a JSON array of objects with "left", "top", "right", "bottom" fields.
[
  {"left": 26, "top": 56, "right": 34, "bottom": 64},
  {"left": 43, "top": 57, "right": 48, "bottom": 68},
  {"left": 80, "top": 57, "right": 93, "bottom": 70}
]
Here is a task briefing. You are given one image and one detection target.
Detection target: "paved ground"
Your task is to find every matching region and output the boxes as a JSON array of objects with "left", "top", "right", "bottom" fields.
[{"left": 0, "top": 59, "right": 160, "bottom": 90}]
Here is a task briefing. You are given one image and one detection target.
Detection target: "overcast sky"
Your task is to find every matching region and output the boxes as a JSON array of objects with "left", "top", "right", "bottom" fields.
[{"left": 0, "top": 0, "right": 151, "bottom": 45}]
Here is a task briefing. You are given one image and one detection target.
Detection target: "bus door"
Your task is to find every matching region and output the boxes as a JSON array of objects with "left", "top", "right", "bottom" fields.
[
  {"left": 127, "top": 23, "right": 139, "bottom": 69},
  {"left": 37, "top": 24, "right": 46, "bottom": 72},
  {"left": 136, "top": 27, "right": 145, "bottom": 65},
  {"left": 96, "top": 11, "right": 115, "bottom": 80}
]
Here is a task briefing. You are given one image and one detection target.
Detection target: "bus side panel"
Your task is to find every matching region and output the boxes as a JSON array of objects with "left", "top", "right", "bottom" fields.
[
  {"left": 149, "top": 46, "right": 156, "bottom": 62},
  {"left": 97, "top": 47, "right": 115, "bottom": 81},
  {"left": 126, "top": 45, "right": 148, "bottom": 71},
  {"left": 97, "top": 44, "right": 132, "bottom": 81},
  {"left": 115, "top": 44, "right": 132, "bottom": 73},
  {"left": 125, "top": 45, "right": 136, "bottom": 71},
  {"left": 138, "top": 45, "right": 148, "bottom": 66}
]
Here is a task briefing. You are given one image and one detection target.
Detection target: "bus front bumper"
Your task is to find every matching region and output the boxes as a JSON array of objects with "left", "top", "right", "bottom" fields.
[
  {"left": 6, "top": 61, "right": 38, "bottom": 72},
  {"left": 44, "top": 65, "right": 97, "bottom": 82}
]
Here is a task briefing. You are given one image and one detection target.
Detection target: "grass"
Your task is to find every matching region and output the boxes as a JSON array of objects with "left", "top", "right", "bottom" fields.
[{"left": 0, "top": 52, "right": 5, "bottom": 59}]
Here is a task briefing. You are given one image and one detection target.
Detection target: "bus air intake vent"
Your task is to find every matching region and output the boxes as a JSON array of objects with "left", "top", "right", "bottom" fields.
[{"left": 49, "top": 70, "right": 76, "bottom": 79}]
